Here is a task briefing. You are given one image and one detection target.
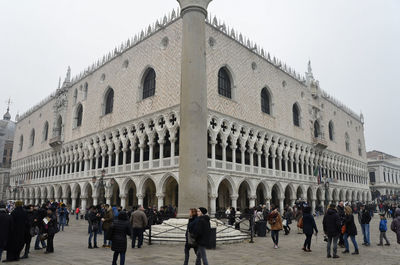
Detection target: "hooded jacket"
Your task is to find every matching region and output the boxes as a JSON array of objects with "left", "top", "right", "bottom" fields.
[
  {"left": 194, "top": 215, "right": 211, "bottom": 247},
  {"left": 323, "top": 208, "right": 341, "bottom": 237},
  {"left": 390, "top": 208, "right": 400, "bottom": 244}
]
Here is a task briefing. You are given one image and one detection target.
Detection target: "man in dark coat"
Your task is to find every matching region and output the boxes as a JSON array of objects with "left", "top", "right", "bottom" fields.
[
  {"left": 391, "top": 208, "right": 400, "bottom": 244},
  {"left": 337, "top": 201, "right": 345, "bottom": 247},
  {"left": 322, "top": 204, "right": 341, "bottom": 259},
  {"left": 194, "top": 207, "right": 211, "bottom": 265},
  {"left": 0, "top": 202, "right": 13, "bottom": 261},
  {"left": 5, "top": 201, "right": 29, "bottom": 262},
  {"left": 34, "top": 205, "right": 47, "bottom": 250},
  {"left": 21, "top": 205, "right": 35, "bottom": 259},
  {"left": 359, "top": 205, "right": 371, "bottom": 246},
  {"left": 110, "top": 211, "right": 131, "bottom": 265}
]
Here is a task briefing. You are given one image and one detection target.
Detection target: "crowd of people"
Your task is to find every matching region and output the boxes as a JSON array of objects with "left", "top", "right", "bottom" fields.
[{"left": 0, "top": 198, "right": 399, "bottom": 264}]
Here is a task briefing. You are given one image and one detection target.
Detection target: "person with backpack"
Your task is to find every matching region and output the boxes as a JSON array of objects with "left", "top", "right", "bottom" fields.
[
  {"left": 302, "top": 206, "right": 318, "bottom": 252},
  {"left": 194, "top": 207, "right": 211, "bottom": 265},
  {"left": 377, "top": 213, "right": 390, "bottom": 246},
  {"left": 268, "top": 207, "right": 283, "bottom": 249}
]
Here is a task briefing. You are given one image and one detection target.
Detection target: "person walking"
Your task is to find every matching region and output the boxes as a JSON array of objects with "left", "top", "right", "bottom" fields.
[
  {"left": 57, "top": 204, "right": 67, "bottom": 232},
  {"left": 391, "top": 208, "right": 400, "bottom": 244},
  {"left": 110, "top": 211, "right": 131, "bottom": 265},
  {"left": 129, "top": 205, "right": 148, "bottom": 249},
  {"left": 323, "top": 204, "right": 341, "bottom": 259},
  {"left": 359, "top": 205, "right": 371, "bottom": 246},
  {"left": 302, "top": 206, "right": 318, "bottom": 252},
  {"left": 194, "top": 207, "right": 211, "bottom": 265},
  {"left": 0, "top": 202, "right": 13, "bottom": 261},
  {"left": 377, "top": 213, "right": 390, "bottom": 246},
  {"left": 102, "top": 204, "right": 114, "bottom": 248},
  {"left": 75, "top": 207, "right": 80, "bottom": 220},
  {"left": 342, "top": 206, "right": 359, "bottom": 255},
  {"left": 88, "top": 206, "right": 101, "bottom": 249},
  {"left": 268, "top": 207, "right": 283, "bottom": 249},
  {"left": 283, "top": 206, "right": 293, "bottom": 235},
  {"left": 183, "top": 208, "right": 198, "bottom": 265}
]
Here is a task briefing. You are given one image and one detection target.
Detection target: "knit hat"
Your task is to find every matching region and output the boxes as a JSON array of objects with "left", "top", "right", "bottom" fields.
[{"left": 199, "top": 207, "right": 208, "bottom": 215}]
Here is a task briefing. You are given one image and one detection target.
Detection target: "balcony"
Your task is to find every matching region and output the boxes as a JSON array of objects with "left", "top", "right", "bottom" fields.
[
  {"left": 49, "top": 135, "right": 63, "bottom": 148},
  {"left": 312, "top": 136, "right": 328, "bottom": 149}
]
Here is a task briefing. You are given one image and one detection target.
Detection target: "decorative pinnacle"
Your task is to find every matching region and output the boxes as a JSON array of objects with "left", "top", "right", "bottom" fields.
[{"left": 177, "top": 0, "right": 212, "bottom": 15}]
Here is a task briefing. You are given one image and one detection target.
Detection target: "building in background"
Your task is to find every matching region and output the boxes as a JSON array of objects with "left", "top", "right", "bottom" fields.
[
  {"left": 367, "top": 150, "right": 400, "bottom": 201},
  {"left": 0, "top": 104, "right": 16, "bottom": 201}
]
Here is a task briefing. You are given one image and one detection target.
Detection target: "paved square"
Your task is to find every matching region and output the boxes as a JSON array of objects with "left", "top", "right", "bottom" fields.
[{"left": 11, "top": 215, "right": 400, "bottom": 265}]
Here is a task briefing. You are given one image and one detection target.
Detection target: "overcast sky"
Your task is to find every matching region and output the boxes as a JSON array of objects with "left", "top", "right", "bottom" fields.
[{"left": 0, "top": 0, "right": 399, "bottom": 156}]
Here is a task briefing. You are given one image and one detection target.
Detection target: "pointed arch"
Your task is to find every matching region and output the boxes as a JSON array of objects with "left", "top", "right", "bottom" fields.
[
  {"left": 292, "top": 103, "right": 301, "bottom": 127},
  {"left": 142, "top": 67, "right": 156, "bottom": 99},
  {"left": 103, "top": 87, "right": 114, "bottom": 115},
  {"left": 43, "top": 121, "right": 49, "bottom": 141},
  {"left": 74, "top": 103, "right": 83, "bottom": 128},
  {"left": 328, "top": 120, "right": 334, "bottom": 141},
  {"left": 314, "top": 120, "right": 320, "bottom": 138},
  {"left": 218, "top": 67, "right": 232, "bottom": 99},
  {"left": 30, "top": 128, "right": 35, "bottom": 147},
  {"left": 261, "top": 87, "right": 272, "bottom": 115}
]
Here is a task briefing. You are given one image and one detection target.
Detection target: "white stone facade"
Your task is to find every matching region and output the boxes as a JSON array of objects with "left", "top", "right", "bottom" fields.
[
  {"left": 9, "top": 10, "right": 370, "bottom": 214},
  {"left": 368, "top": 154, "right": 400, "bottom": 199}
]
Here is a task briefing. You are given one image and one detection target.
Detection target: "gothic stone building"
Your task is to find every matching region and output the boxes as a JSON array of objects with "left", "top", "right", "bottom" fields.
[{"left": 9, "top": 9, "right": 370, "bottom": 214}]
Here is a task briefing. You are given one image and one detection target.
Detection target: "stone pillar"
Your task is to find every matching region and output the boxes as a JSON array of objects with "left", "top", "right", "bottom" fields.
[
  {"left": 221, "top": 142, "right": 227, "bottom": 169},
  {"left": 231, "top": 145, "right": 237, "bottom": 168},
  {"left": 210, "top": 140, "right": 216, "bottom": 168},
  {"left": 177, "top": 0, "right": 212, "bottom": 217},
  {"left": 157, "top": 194, "right": 165, "bottom": 210},
  {"left": 149, "top": 142, "right": 154, "bottom": 169},
  {"left": 290, "top": 199, "right": 296, "bottom": 207},
  {"left": 81, "top": 197, "right": 87, "bottom": 215},
  {"left": 159, "top": 140, "right": 165, "bottom": 167},
  {"left": 139, "top": 144, "right": 144, "bottom": 170},
  {"left": 279, "top": 197, "right": 284, "bottom": 215},
  {"left": 249, "top": 149, "right": 254, "bottom": 167},
  {"left": 122, "top": 148, "right": 127, "bottom": 167},
  {"left": 209, "top": 195, "right": 217, "bottom": 217},
  {"left": 137, "top": 194, "right": 144, "bottom": 207},
  {"left": 120, "top": 195, "right": 126, "bottom": 209},
  {"left": 170, "top": 139, "right": 176, "bottom": 165},
  {"left": 249, "top": 195, "right": 256, "bottom": 208},
  {"left": 71, "top": 197, "right": 77, "bottom": 211},
  {"left": 265, "top": 197, "right": 271, "bottom": 210},
  {"left": 240, "top": 147, "right": 246, "bottom": 166},
  {"left": 311, "top": 199, "right": 316, "bottom": 215},
  {"left": 93, "top": 196, "right": 98, "bottom": 206},
  {"left": 230, "top": 195, "right": 238, "bottom": 209},
  {"left": 271, "top": 155, "right": 276, "bottom": 170},
  {"left": 106, "top": 195, "right": 111, "bottom": 206}
]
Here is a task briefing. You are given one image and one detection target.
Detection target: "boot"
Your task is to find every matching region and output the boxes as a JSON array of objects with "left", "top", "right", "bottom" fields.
[
  {"left": 342, "top": 249, "right": 349, "bottom": 254},
  {"left": 351, "top": 249, "right": 359, "bottom": 255},
  {"left": 88, "top": 243, "right": 93, "bottom": 249}
]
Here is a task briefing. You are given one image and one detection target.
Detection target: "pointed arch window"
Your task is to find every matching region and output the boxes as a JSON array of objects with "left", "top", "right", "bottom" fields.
[
  {"left": 30, "top": 129, "right": 35, "bottom": 147},
  {"left": 314, "top": 120, "right": 320, "bottom": 138},
  {"left": 19, "top": 135, "right": 23, "bottom": 151},
  {"left": 218, "top": 68, "right": 232, "bottom": 98},
  {"left": 345, "top": 133, "right": 350, "bottom": 152},
  {"left": 143, "top": 68, "right": 156, "bottom": 99},
  {"left": 74, "top": 104, "right": 83, "bottom": 128},
  {"left": 328, "top": 121, "right": 334, "bottom": 141},
  {"left": 261, "top": 87, "right": 271, "bottom": 115},
  {"left": 292, "top": 103, "right": 300, "bottom": 127},
  {"left": 104, "top": 88, "right": 114, "bottom": 115},
  {"left": 43, "top": 121, "right": 49, "bottom": 141}
]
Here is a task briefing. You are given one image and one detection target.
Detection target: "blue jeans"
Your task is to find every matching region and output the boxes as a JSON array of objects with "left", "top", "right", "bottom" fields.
[
  {"left": 34, "top": 234, "right": 46, "bottom": 249},
  {"left": 271, "top": 230, "right": 279, "bottom": 245},
  {"left": 88, "top": 231, "right": 97, "bottom": 246},
  {"left": 361, "top": 224, "right": 370, "bottom": 244},
  {"left": 343, "top": 233, "right": 358, "bottom": 251},
  {"left": 132, "top": 228, "right": 144, "bottom": 248},
  {"left": 76, "top": 213, "right": 79, "bottom": 220},
  {"left": 195, "top": 246, "right": 208, "bottom": 265},
  {"left": 112, "top": 251, "right": 125, "bottom": 265}
]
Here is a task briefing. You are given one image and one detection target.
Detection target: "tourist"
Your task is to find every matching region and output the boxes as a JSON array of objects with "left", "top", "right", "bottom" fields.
[
  {"left": 130, "top": 205, "right": 148, "bottom": 249},
  {"left": 268, "top": 207, "right": 283, "bottom": 249},
  {"left": 359, "top": 205, "right": 371, "bottom": 246},
  {"left": 194, "top": 207, "right": 211, "bottom": 265},
  {"left": 102, "top": 204, "right": 114, "bottom": 248},
  {"left": 377, "top": 213, "right": 390, "bottom": 246},
  {"left": 21, "top": 205, "right": 35, "bottom": 259},
  {"left": 5, "top": 200, "right": 28, "bottom": 262},
  {"left": 337, "top": 201, "right": 345, "bottom": 248},
  {"left": 57, "top": 204, "right": 67, "bottom": 232},
  {"left": 0, "top": 201, "right": 12, "bottom": 262},
  {"left": 88, "top": 206, "right": 101, "bottom": 249},
  {"left": 183, "top": 208, "right": 198, "bottom": 265},
  {"left": 283, "top": 206, "right": 293, "bottom": 235},
  {"left": 228, "top": 207, "right": 236, "bottom": 226},
  {"left": 110, "top": 211, "right": 131, "bottom": 265},
  {"left": 302, "top": 206, "right": 318, "bottom": 252},
  {"left": 342, "top": 206, "right": 359, "bottom": 255},
  {"left": 75, "top": 207, "right": 80, "bottom": 220},
  {"left": 390, "top": 208, "right": 400, "bottom": 244},
  {"left": 66, "top": 206, "right": 70, "bottom": 226},
  {"left": 34, "top": 204, "right": 47, "bottom": 250},
  {"left": 43, "top": 208, "right": 58, "bottom": 254},
  {"left": 322, "top": 204, "right": 341, "bottom": 258},
  {"left": 295, "top": 207, "right": 303, "bottom": 234}
]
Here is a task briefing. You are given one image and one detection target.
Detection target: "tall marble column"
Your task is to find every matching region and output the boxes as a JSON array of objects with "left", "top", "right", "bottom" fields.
[{"left": 177, "top": 0, "right": 212, "bottom": 217}]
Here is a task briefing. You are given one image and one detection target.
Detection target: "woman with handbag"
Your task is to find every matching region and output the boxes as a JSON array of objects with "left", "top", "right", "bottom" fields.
[
  {"left": 342, "top": 206, "right": 359, "bottom": 255},
  {"left": 183, "top": 208, "right": 198, "bottom": 265}
]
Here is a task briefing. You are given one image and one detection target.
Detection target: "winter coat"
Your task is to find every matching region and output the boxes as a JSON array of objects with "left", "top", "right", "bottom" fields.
[
  {"left": 194, "top": 215, "right": 211, "bottom": 247},
  {"left": 129, "top": 210, "right": 148, "bottom": 229},
  {"left": 0, "top": 209, "right": 13, "bottom": 249},
  {"left": 268, "top": 212, "right": 283, "bottom": 231},
  {"left": 344, "top": 214, "right": 357, "bottom": 236},
  {"left": 43, "top": 213, "right": 58, "bottom": 236},
  {"left": 102, "top": 208, "right": 114, "bottom": 231},
  {"left": 88, "top": 211, "right": 101, "bottom": 233},
  {"left": 323, "top": 208, "right": 341, "bottom": 237},
  {"left": 7, "top": 206, "right": 28, "bottom": 253},
  {"left": 379, "top": 218, "right": 387, "bottom": 232},
  {"left": 302, "top": 213, "right": 318, "bottom": 235},
  {"left": 185, "top": 216, "right": 198, "bottom": 243},
  {"left": 110, "top": 220, "right": 131, "bottom": 253},
  {"left": 360, "top": 210, "right": 371, "bottom": 224},
  {"left": 390, "top": 208, "right": 400, "bottom": 244}
]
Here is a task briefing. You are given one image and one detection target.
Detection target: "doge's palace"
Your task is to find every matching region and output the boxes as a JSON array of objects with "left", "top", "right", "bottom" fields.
[{"left": 8, "top": 6, "right": 370, "bottom": 215}]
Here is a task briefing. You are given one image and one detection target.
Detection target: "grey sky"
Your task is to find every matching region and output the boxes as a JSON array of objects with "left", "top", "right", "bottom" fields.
[{"left": 0, "top": 0, "right": 399, "bottom": 156}]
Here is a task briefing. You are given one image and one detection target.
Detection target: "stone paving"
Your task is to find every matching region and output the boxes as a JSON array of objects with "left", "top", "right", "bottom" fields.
[{"left": 9, "top": 214, "right": 400, "bottom": 265}]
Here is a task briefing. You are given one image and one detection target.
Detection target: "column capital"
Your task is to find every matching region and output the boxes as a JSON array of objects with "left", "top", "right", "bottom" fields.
[
  {"left": 230, "top": 195, "right": 238, "bottom": 200},
  {"left": 177, "top": 0, "right": 212, "bottom": 16}
]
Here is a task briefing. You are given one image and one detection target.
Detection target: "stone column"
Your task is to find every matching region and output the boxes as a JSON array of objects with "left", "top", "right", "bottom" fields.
[
  {"left": 137, "top": 194, "right": 144, "bottom": 207},
  {"left": 311, "top": 199, "right": 316, "bottom": 215},
  {"left": 231, "top": 144, "right": 237, "bottom": 168},
  {"left": 81, "top": 197, "right": 87, "bottom": 215},
  {"left": 209, "top": 195, "right": 217, "bottom": 217},
  {"left": 71, "top": 197, "right": 77, "bottom": 211},
  {"left": 159, "top": 140, "right": 165, "bottom": 167},
  {"left": 157, "top": 194, "right": 165, "bottom": 210},
  {"left": 139, "top": 144, "right": 144, "bottom": 170},
  {"left": 279, "top": 197, "right": 284, "bottom": 215},
  {"left": 93, "top": 196, "right": 98, "bottom": 207},
  {"left": 106, "top": 195, "right": 111, "bottom": 206},
  {"left": 265, "top": 197, "right": 271, "bottom": 210},
  {"left": 170, "top": 139, "right": 176, "bottom": 166},
  {"left": 230, "top": 195, "right": 238, "bottom": 209},
  {"left": 221, "top": 142, "right": 227, "bottom": 169},
  {"left": 120, "top": 195, "right": 126, "bottom": 209},
  {"left": 210, "top": 140, "right": 216, "bottom": 168},
  {"left": 290, "top": 199, "right": 296, "bottom": 207},
  {"left": 177, "top": 0, "right": 212, "bottom": 217},
  {"left": 249, "top": 195, "right": 256, "bottom": 208}
]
